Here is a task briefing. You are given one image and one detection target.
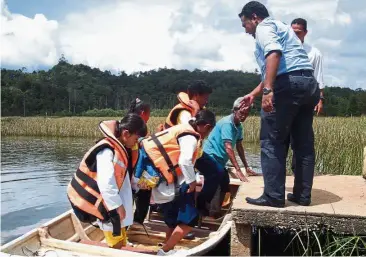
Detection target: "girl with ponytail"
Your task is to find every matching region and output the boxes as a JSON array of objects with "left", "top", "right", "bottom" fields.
[{"left": 128, "top": 98, "right": 151, "bottom": 123}]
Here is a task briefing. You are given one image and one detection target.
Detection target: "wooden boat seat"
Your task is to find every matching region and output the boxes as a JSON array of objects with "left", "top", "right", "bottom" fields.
[{"left": 79, "top": 239, "right": 157, "bottom": 255}]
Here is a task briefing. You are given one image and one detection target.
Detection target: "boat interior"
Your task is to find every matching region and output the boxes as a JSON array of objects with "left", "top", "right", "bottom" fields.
[{"left": 1, "top": 175, "right": 241, "bottom": 256}]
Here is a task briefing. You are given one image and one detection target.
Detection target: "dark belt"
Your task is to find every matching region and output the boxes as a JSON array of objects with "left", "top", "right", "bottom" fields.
[{"left": 277, "top": 69, "right": 313, "bottom": 80}]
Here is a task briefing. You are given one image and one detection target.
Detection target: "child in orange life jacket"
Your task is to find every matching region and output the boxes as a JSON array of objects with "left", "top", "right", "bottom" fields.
[
  {"left": 67, "top": 113, "right": 147, "bottom": 249},
  {"left": 163, "top": 80, "right": 212, "bottom": 130},
  {"left": 135, "top": 110, "right": 216, "bottom": 255},
  {"left": 162, "top": 81, "right": 226, "bottom": 218},
  {"left": 126, "top": 98, "right": 153, "bottom": 225}
]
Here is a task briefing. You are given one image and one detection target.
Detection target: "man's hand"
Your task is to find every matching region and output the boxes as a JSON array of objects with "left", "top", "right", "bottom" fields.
[
  {"left": 239, "top": 94, "right": 255, "bottom": 110},
  {"left": 116, "top": 205, "right": 126, "bottom": 221},
  {"left": 262, "top": 92, "right": 274, "bottom": 112},
  {"left": 187, "top": 181, "right": 197, "bottom": 193},
  {"left": 245, "top": 167, "right": 259, "bottom": 176},
  {"left": 236, "top": 169, "right": 249, "bottom": 182},
  {"left": 314, "top": 100, "right": 323, "bottom": 115}
]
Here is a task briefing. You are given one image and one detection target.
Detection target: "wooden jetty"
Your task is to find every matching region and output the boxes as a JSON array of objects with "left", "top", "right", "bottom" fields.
[{"left": 230, "top": 175, "right": 366, "bottom": 256}]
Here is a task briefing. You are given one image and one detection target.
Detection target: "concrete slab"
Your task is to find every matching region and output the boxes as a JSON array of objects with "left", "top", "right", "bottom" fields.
[{"left": 232, "top": 175, "right": 366, "bottom": 234}]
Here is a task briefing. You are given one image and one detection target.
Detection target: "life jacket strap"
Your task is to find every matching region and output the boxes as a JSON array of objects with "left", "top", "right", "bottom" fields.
[
  {"left": 76, "top": 169, "right": 100, "bottom": 194},
  {"left": 71, "top": 178, "right": 98, "bottom": 205},
  {"left": 98, "top": 202, "right": 110, "bottom": 221},
  {"left": 150, "top": 133, "right": 179, "bottom": 185}
]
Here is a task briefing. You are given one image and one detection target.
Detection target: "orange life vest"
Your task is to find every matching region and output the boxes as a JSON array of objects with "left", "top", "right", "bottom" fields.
[
  {"left": 67, "top": 120, "right": 129, "bottom": 222},
  {"left": 164, "top": 92, "right": 200, "bottom": 129},
  {"left": 142, "top": 124, "right": 201, "bottom": 184}
]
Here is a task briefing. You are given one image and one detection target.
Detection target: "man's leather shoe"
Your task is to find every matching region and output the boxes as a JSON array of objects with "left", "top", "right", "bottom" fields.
[
  {"left": 245, "top": 195, "right": 285, "bottom": 208},
  {"left": 287, "top": 193, "right": 311, "bottom": 206}
]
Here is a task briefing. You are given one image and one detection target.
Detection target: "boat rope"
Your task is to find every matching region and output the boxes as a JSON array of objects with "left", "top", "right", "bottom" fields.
[{"left": 21, "top": 247, "right": 58, "bottom": 257}]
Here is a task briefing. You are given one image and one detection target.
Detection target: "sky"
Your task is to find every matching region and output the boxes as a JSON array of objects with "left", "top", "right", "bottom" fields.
[{"left": 1, "top": 0, "right": 366, "bottom": 89}]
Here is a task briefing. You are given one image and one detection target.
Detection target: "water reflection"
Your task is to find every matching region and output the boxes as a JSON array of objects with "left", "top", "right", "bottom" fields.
[{"left": 1, "top": 137, "right": 95, "bottom": 244}]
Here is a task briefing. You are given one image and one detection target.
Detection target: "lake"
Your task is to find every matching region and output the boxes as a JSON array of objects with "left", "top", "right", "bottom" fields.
[{"left": 0, "top": 136, "right": 261, "bottom": 245}]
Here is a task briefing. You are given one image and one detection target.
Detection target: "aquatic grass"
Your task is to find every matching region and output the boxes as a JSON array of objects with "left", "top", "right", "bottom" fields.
[
  {"left": 255, "top": 225, "right": 366, "bottom": 256},
  {"left": 0, "top": 116, "right": 167, "bottom": 138},
  {"left": 1, "top": 116, "right": 365, "bottom": 175},
  {"left": 286, "top": 227, "right": 366, "bottom": 256}
]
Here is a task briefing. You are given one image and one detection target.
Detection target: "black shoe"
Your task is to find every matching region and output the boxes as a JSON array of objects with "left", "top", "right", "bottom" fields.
[
  {"left": 245, "top": 195, "right": 285, "bottom": 208},
  {"left": 287, "top": 193, "right": 311, "bottom": 206}
]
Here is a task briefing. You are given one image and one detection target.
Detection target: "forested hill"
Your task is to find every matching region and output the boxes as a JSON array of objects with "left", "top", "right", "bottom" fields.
[{"left": 1, "top": 59, "right": 366, "bottom": 117}]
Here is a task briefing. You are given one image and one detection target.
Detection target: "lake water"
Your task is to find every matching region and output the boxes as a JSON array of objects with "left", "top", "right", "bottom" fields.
[{"left": 0, "top": 136, "right": 261, "bottom": 245}]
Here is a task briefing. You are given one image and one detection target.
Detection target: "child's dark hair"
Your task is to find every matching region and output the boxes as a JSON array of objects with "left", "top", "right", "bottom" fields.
[
  {"left": 118, "top": 113, "right": 147, "bottom": 138},
  {"left": 187, "top": 80, "right": 212, "bottom": 98},
  {"left": 128, "top": 98, "right": 150, "bottom": 115},
  {"left": 190, "top": 109, "right": 216, "bottom": 128}
]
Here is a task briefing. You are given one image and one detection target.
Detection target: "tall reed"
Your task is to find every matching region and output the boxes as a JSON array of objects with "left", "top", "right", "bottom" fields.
[{"left": 2, "top": 116, "right": 365, "bottom": 175}]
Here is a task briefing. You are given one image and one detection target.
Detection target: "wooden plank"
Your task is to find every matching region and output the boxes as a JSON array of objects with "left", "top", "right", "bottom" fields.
[
  {"left": 79, "top": 240, "right": 157, "bottom": 255},
  {"left": 70, "top": 213, "right": 91, "bottom": 241},
  {"left": 1, "top": 211, "right": 74, "bottom": 253},
  {"left": 0, "top": 231, "right": 41, "bottom": 256},
  {"left": 39, "top": 237, "right": 150, "bottom": 257},
  {"left": 47, "top": 215, "right": 76, "bottom": 240}
]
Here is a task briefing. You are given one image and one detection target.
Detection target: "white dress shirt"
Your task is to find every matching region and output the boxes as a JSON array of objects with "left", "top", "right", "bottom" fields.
[{"left": 303, "top": 43, "right": 324, "bottom": 89}]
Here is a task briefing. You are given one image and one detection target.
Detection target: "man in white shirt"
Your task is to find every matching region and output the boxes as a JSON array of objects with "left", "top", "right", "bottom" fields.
[{"left": 291, "top": 18, "right": 325, "bottom": 115}]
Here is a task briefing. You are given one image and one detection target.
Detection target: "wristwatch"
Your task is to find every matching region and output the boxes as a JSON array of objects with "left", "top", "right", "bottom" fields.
[
  {"left": 320, "top": 96, "right": 325, "bottom": 101},
  {"left": 263, "top": 87, "right": 273, "bottom": 95}
]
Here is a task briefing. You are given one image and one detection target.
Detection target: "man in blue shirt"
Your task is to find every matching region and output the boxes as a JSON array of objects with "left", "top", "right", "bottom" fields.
[
  {"left": 238, "top": 1, "right": 320, "bottom": 207},
  {"left": 201, "top": 97, "right": 257, "bottom": 214},
  {"left": 204, "top": 97, "right": 256, "bottom": 181}
]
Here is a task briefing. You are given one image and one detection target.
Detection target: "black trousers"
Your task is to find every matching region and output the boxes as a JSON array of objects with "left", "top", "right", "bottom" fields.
[{"left": 133, "top": 189, "right": 152, "bottom": 224}]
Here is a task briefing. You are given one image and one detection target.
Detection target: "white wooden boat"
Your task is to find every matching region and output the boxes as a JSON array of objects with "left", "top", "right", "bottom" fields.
[{"left": 1, "top": 177, "right": 242, "bottom": 257}]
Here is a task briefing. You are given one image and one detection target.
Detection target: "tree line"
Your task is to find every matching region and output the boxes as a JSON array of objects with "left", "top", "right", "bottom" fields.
[{"left": 2, "top": 58, "right": 366, "bottom": 117}]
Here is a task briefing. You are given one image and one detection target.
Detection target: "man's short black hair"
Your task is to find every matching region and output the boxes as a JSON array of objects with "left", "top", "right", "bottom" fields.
[
  {"left": 291, "top": 18, "right": 307, "bottom": 31},
  {"left": 238, "top": 1, "right": 269, "bottom": 19},
  {"left": 187, "top": 80, "right": 212, "bottom": 98}
]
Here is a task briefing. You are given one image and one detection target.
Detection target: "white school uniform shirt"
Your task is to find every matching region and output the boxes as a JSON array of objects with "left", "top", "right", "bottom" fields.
[
  {"left": 151, "top": 134, "right": 198, "bottom": 204},
  {"left": 177, "top": 110, "right": 202, "bottom": 181},
  {"left": 95, "top": 148, "right": 133, "bottom": 231},
  {"left": 303, "top": 43, "right": 324, "bottom": 89},
  {"left": 177, "top": 110, "right": 192, "bottom": 125}
]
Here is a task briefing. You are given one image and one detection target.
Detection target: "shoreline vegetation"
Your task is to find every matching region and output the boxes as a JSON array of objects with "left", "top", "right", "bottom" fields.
[
  {"left": 2, "top": 116, "right": 365, "bottom": 176},
  {"left": 2, "top": 61, "right": 366, "bottom": 118}
]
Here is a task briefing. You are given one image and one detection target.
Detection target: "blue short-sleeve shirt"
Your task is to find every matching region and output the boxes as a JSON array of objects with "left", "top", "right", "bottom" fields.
[{"left": 203, "top": 114, "right": 243, "bottom": 166}]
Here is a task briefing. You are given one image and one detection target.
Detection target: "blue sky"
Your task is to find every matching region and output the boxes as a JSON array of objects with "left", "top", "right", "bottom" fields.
[
  {"left": 5, "top": 0, "right": 102, "bottom": 20},
  {"left": 2, "top": 0, "right": 366, "bottom": 89}
]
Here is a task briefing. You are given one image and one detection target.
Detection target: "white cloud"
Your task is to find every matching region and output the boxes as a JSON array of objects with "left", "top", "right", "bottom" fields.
[
  {"left": 336, "top": 11, "right": 351, "bottom": 25},
  {"left": 58, "top": 1, "right": 177, "bottom": 73},
  {"left": 267, "top": 0, "right": 338, "bottom": 22},
  {"left": 1, "top": 0, "right": 58, "bottom": 68},
  {"left": 1, "top": 0, "right": 366, "bottom": 89}
]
